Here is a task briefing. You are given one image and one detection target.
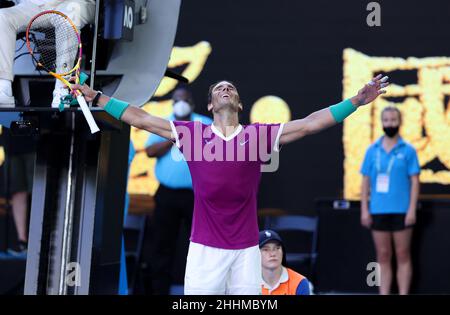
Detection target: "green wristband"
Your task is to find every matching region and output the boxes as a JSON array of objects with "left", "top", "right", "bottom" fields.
[
  {"left": 104, "top": 97, "right": 130, "bottom": 120},
  {"left": 329, "top": 99, "right": 357, "bottom": 123},
  {"left": 79, "top": 72, "right": 89, "bottom": 85}
]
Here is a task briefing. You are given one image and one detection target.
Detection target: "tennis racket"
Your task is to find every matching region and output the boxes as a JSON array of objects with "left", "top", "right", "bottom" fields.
[{"left": 26, "top": 10, "right": 100, "bottom": 134}]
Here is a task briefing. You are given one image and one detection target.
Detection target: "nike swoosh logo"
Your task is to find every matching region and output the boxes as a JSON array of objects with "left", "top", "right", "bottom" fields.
[{"left": 239, "top": 140, "right": 249, "bottom": 146}]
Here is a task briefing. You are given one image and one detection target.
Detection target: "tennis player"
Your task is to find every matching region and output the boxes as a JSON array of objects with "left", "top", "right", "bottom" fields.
[{"left": 71, "top": 74, "right": 389, "bottom": 295}]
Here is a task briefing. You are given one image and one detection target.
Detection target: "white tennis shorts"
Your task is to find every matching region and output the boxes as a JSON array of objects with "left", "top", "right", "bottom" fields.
[{"left": 184, "top": 241, "right": 262, "bottom": 295}]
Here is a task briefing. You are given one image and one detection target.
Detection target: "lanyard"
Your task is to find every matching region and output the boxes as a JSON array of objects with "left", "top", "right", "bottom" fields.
[{"left": 376, "top": 147, "right": 396, "bottom": 175}]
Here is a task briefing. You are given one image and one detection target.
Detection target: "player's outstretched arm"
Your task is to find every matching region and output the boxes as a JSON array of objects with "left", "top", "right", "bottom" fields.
[
  {"left": 279, "top": 74, "right": 389, "bottom": 145},
  {"left": 71, "top": 83, "right": 173, "bottom": 140}
]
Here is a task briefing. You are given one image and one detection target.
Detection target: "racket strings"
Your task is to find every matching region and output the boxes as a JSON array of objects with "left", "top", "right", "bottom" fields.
[{"left": 28, "top": 13, "right": 80, "bottom": 75}]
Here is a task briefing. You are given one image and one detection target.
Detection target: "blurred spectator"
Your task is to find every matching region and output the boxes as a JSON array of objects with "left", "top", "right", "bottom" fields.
[
  {"left": 119, "top": 141, "right": 136, "bottom": 295},
  {"left": 360, "top": 106, "right": 420, "bottom": 295},
  {"left": 4, "top": 129, "right": 36, "bottom": 256}
]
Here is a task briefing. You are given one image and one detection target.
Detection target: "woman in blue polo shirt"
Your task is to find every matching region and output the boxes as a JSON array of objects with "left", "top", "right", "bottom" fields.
[{"left": 360, "top": 106, "right": 420, "bottom": 295}]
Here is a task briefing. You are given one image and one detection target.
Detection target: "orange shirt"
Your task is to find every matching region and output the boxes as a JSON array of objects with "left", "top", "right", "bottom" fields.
[{"left": 262, "top": 267, "right": 306, "bottom": 295}]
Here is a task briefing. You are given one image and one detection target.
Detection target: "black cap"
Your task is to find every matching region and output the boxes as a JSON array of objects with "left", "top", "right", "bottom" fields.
[
  {"left": 259, "top": 230, "right": 283, "bottom": 248},
  {"left": 259, "top": 230, "right": 287, "bottom": 266}
]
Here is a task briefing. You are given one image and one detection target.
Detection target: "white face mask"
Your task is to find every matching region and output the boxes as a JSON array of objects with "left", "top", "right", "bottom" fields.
[{"left": 173, "top": 100, "right": 192, "bottom": 118}]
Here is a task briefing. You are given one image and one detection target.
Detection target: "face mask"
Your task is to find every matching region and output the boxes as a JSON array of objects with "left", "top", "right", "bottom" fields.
[
  {"left": 173, "top": 100, "right": 192, "bottom": 118},
  {"left": 383, "top": 126, "right": 399, "bottom": 138}
]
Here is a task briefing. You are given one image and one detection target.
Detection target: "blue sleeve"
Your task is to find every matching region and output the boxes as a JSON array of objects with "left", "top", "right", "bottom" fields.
[
  {"left": 360, "top": 147, "right": 373, "bottom": 176},
  {"left": 202, "top": 116, "right": 213, "bottom": 125},
  {"left": 145, "top": 132, "right": 167, "bottom": 148},
  {"left": 193, "top": 113, "right": 213, "bottom": 125},
  {"left": 296, "top": 278, "right": 311, "bottom": 295},
  {"left": 407, "top": 146, "right": 421, "bottom": 176},
  {"left": 128, "top": 141, "right": 136, "bottom": 165}
]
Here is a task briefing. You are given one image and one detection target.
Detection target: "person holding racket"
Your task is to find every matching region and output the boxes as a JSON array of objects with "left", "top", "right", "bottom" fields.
[
  {"left": 71, "top": 75, "right": 389, "bottom": 295},
  {"left": 24, "top": 9, "right": 99, "bottom": 133},
  {"left": 0, "top": 0, "right": 95, "bottom": 108}
]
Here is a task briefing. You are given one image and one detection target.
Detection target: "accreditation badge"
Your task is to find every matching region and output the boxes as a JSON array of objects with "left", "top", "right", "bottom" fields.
[{"left": 376, "top": 174, "right": 390, "bottom": 193}]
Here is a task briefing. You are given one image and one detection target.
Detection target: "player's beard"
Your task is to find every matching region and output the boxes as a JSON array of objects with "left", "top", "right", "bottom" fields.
[{"left": 213, "top": 96, "right": 240, "bottom": 113}]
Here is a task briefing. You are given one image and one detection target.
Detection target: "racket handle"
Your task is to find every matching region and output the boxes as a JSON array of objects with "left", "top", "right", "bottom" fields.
[{"left": 76, "top": 94, "right": 100, "bottom": 134}]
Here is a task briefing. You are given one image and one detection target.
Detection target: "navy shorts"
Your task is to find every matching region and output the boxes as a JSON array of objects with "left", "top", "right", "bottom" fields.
[
  {"left": 371, "top": 214, "right": 413, "bottom": 231},
  {"left": 8, "top": 153, "right": 35, "bottom": 194}
]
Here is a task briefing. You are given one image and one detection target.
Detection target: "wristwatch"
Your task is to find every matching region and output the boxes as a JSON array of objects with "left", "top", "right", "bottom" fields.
[{"left": 92, "top": 90, "right": 103, "bottom": 107}]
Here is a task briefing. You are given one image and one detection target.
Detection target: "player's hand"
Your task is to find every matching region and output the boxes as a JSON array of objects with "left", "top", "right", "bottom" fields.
[
  {"left": 361, "top": 211, "right": 372, "bottom": 228},
  {"left": 351, "top": 74, "right": 389, "bottom": 107},
  {"left": 404, "top": 211, "right": 416, "bottom": 227},
  {"left": 70, "top": 83, "right": 98, "bottom": 102}
]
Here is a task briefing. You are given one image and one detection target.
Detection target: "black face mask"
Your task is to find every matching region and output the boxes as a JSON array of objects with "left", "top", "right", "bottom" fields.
[{"left": 383, "top": 126, "right": 399, "bottom": 138}]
